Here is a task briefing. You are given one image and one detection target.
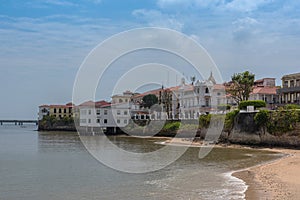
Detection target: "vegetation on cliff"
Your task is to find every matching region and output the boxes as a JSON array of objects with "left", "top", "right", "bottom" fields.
[
  {"left": 238, "top": 100, "right": 266, "bottom": 110},
  {"left": 254, "top": 108, "right": 300, "bottom": 135},
  {"left": 39, "top": 115, "right": 75, "bottom": 131}
]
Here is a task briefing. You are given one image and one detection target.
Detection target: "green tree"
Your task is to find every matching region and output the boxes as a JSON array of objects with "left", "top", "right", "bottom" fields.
[
  {"left": 142, "top": 94, "right": 158, "bottom": 108},
  {"left": 226, "top": 71, "right": 255, "bottom": 105}
]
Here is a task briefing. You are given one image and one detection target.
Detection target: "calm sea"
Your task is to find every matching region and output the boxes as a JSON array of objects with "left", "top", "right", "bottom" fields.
[{"left": 0, "top": 125, "right": 280, "bottom": 200}]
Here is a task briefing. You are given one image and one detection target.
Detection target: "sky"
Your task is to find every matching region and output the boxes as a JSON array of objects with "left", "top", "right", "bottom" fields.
[{"left": 1, "top": 0, "right": 300, "bottom": 119}]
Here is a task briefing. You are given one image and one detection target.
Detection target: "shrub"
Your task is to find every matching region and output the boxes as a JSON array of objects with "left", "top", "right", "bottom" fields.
[
  {"left": 238, "top": 100, "right": 266, "bottom": 110},
  {"left": 217, "top": 104, "right": 231, "bottom": 111},
  {"left": 224, "top": 109, "right": 239, "bottom": 131},
  {"left": 163, "top": 122, "right": 181, "bottom": 131},
  {"left": 267, "top": 108, "right": 299, "bottom": 135},
  {"left": 254, "top": 110, "right": 270, "bottom": 133},
  {"left": 285, "top": 104, "right": 300, "bottom": 110},
  {"left": 199, "top": 114, "right": 211, "bottom": 128}
]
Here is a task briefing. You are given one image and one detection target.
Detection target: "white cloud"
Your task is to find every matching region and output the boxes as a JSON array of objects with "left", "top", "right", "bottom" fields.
[
  {"left": 43, "top": 0, "right": 78, "bottom": 7},
  {"left": 225, "top": 0, "right": 273, "bottom": 12},
  {"left": 157, "top": 0, "right": 274, "bottom": 12},
  {"left": 132, "top": 9, "right": 184, "bottom": 31},
  {"left": 231, "top": 17, "right": 261, "bottom": 42}
]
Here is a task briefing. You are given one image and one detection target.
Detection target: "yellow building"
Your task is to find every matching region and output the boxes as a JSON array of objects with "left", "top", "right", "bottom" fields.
[{"left": 38, "top": 102, "right": 74, "bottom": 120}]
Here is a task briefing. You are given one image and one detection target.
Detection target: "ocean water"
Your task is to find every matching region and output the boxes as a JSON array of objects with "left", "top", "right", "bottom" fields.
[{"left": 0, "top": 125, "right": 280, "bottom": 200}]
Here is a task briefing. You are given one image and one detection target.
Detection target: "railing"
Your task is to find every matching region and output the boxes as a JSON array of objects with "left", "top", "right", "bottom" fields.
[
  {"left": 0, "top": 120, "right": 38, "bottom": 125},
  {"left": 277, "top": 86, "right": 300, "bottom": 93}
]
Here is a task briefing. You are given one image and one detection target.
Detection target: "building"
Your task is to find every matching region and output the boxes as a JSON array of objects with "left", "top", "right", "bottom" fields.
[
  {"left": 277, "top": 72, "right": 300, "bottom": 104},
  {"left": 78, "top": 100, "right": 115, "bottom": 128},
  {"left": 131, "top": 87, "right": 173, "bottom": 119},
  {"left": 38, "top": 102, "right": 74, "bottom": 120},
  {"left": 225, "top": 78, "right": 279, "bottom": 107},
  {"left": 250, "top": 78, "right": 279, "bottom": 106},
  {"left": 111, "top": 91, "right": 133, "bottom": 127},
  {"left": 171, "top": 75, "right": 226, "bottom": 119}
]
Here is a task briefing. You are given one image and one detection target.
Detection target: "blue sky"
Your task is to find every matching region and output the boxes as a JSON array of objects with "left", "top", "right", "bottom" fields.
[{"left": 1, "top": 0, "right": 300, "bottom": 119}]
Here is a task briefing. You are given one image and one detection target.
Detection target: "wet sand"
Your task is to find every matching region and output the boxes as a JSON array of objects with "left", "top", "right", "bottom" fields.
[
  {"left": 163, "top": 138, "right": 300, "bottom": 200},
  {"left": 234, "top": 148, "right": 300, "bottom": 200}
]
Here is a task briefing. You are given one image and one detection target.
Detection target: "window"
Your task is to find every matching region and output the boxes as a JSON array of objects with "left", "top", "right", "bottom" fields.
[
  {"left": 117, "top": 110, "right": 121, "bottom": 115},
  {"left": 124, "top": 119, "right": 127, "bottom": 124},
  {"left": 104, "top": 110, "right": 108, "bottom": 115},
  {"left": 88, "top": 110, "right": 91, "bottom": 115},
  {"left": 117, "top": 119, "right": 120, "bottom": 124},
  {"left": 205, "top": 88, "right": 209, "bottom": 93},
  {"left": 80, "top": 119, "right": 86, "bottom": 123},
  {"left": 104, "top": 119, "right": 108, "bottom": 124},
  {"left": 64, "top": 108, "right": 66, "bottom": 113},
  {"left": 124, "top": 111, "right": 128, "bottom": 115},
  {"left": 54, "top": 108, "right": 56, "bottom": 113},
  {"left": 205, "top": 99, "right": 209, "bottom": 107},
  {"left": 80, "top": 110, "right": 87, "bottom": 115},
  {"left": 217, "top": 92, "right": 221, "bottom": 96},
  {"left": 88, "top": 119, "right": 91, "bottom": 123},
  {"left": 69, "top": 108, "right": 72, "bottom": 113},
  {"left": 59, "top": 108, "right": 62, "bottom": 113},
  {"left": 96, "top": 109, "right": 100, "bottom": 115},
  {"left": 97, "top": 119, "right": 100, "bottom": 123},
  {"left": 119, "top": 99, "right": 123, "bottom": 103}
]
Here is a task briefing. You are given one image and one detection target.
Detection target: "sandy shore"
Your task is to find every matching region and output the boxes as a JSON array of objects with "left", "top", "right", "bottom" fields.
[
  {"left": 234, "top": 148, "right": 300, "bottom": 200},
  {"left": 163, "top": 138, "right": 300, "bottom": 200}
]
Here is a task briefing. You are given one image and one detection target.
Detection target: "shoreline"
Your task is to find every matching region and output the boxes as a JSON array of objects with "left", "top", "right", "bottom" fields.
[
  {"left": 162, "top": 138, "right": 300, "bottom": 200},
  {"left": 234, "top": 148, "right": 300, "bottom": 200}
]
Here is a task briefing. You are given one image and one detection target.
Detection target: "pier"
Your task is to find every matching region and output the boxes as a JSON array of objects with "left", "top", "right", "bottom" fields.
[{"left": 0, "top": 120, "right": 38, "bottom": 125}]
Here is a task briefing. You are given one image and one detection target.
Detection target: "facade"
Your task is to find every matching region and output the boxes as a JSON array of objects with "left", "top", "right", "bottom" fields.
[
  {"left": 171, "top": 76, "right": 226, "bottom": 119},
  {"left": 78, "top": 100, "right": 118, "bottom": 128},
  {"left": 131, "top": 87, "right": 173, "bottom": 119},
  {"left": 78, "top": 94, "right": 133, "bottom": 128},
  {"left": 250, "top": 78, "right": 279, "bottom": 106},
  {"left": 111, "top": 91, "right": 133, "bottom": 127},
  {"left": 277, "top": 72, "right": 300, "bottom": 104},
  {"left": 225, "top": 78, "right": 279, "bottom": 106},
  {"left": 38, "top": 102, "right": 74, "bottom": 120}
]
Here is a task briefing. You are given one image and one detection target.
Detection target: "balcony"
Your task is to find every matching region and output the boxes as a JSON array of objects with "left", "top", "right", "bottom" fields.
[{"left": 277, "top": 86, "right": 300, "bottom": 94}]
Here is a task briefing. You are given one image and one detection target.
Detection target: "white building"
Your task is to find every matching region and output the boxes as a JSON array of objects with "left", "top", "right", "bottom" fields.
[
  {"left": 79, "top": 100, "right": 118, "bottom": 128},
  {"left": 170, "top": 74, "right": 226, "bottom": 119},
  {"left": 78, "top": 91, "right": 134, "bottom": 129}
]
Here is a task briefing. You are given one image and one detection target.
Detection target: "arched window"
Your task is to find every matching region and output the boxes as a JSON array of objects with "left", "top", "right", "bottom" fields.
[{"left": 205, "top": 87, "right": 209, "bottom": 93}]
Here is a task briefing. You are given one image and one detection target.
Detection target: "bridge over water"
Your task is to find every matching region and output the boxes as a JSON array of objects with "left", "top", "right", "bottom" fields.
[{"left": 0, "top": 120, "right": 38, "bottom": 125}]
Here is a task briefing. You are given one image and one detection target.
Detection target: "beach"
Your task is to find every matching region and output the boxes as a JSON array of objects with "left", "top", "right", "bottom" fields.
[
  {"left": 234, "top": 148, "right": 300, "bottom": 200},
  {"left": 164, "top": 138, "right": 300, "bottom": 200}
]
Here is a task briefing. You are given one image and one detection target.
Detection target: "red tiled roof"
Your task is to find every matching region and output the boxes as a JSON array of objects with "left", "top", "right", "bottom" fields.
[
  {"left": 251, "top": 86, "right": 277, "bottom": 95},
  {"left": 40, "top": 103, "right": 74, "bottom": 108},
  {"left": 132, "top": 88, "right": 163, "bottom": 98},
  {"left": 39, "top": 105, "right": 50, "bottom": 107},
  {"left": 79, "top": 100, "right": 95, "bottom": 107},
  {"left": 79, "top": 100, "right": 111, "bottom": 107}
]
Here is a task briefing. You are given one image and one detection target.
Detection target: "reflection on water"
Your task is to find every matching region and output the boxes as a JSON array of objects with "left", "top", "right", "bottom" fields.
[
  {"left": 38, "top": 131, "right": 83, "bottom": 153},
  {"left": 0, "top": 126, "right": 281, "bottom": 200}
]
